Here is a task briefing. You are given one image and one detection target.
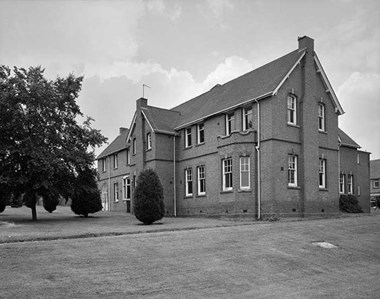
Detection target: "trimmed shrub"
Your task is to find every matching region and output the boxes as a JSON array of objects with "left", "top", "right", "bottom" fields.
[
  {"left": 40, "top": 189, "right": 60, "bottom": 213},
  {"left": 339, "top": 194, "right": 363, "bottom": 213},
  {"left": 70, "top": 168, "right": 102, "bottom": 217},
  {"left": 133, "top": 169, "right": 165, "bottom": 225}
]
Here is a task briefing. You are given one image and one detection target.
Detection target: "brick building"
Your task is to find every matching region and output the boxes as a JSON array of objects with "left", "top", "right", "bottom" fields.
[
  {"left": 96, "top": 127, "right": 131, "bottom": 212},
  {"left": 96, "top": 36, "right": 370, "bottom": 216},
  {"left": 370, "top": 159, "right": 380, "bottom": 202}
]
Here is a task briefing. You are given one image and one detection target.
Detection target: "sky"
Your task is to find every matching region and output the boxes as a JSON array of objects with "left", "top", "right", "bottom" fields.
[{"left": 1, "top": 0, "right": 379, "bottom": 159}]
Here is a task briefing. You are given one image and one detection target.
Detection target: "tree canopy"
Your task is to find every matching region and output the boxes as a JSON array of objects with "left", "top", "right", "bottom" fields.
[{"left": 0, "top": 65, "right": 106, "bottom": 220}]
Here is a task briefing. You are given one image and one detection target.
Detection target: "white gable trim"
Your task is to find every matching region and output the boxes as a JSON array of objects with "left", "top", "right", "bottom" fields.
[
  {"left": 314, "top": 54, "right": 344, "bottom": 115},
  {"left": 273, "top": 51, "right": 306, "bottom": 95},
  {"left": 126, "top": 112, "right": 137, "bottom": 143},
  {"left": 141, "top": 110, "right": 155, "bottom": 132}
]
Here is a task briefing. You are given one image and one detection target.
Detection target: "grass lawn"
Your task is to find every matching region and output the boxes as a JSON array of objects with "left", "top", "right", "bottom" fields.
[{"left": 1, "top": 206, "right": 380, "bottom": 298}]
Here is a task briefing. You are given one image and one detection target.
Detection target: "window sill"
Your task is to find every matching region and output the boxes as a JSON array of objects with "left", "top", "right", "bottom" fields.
[
  {"left": 196, "top": 142, "right": 205, "bottom": 147},
  {"left": 146, "top": 148, "right": 152, "bottom": 152},
  {"left": 220, "top": 190, "right": 233, "bottom": 194},
  {"left": 288, "top": 185, "right": 301, "bottom": 190},
  {"left": 238, "top": 189, "right": 251, "bottom": 193},
  {"left": 319, "top": 188, "right": 328, "bottom": 192},
  {"left": 183, "top": 146, "right": 192, "bottom": 150},
  {"left": 287, "top": 123, "right": 300, "bottom": 128},
  {"left": 318, "top": 130, "right": 328, "bottom": 134},
  {"left": 184, "top": 195, "right": 193, "bottom": 199}
]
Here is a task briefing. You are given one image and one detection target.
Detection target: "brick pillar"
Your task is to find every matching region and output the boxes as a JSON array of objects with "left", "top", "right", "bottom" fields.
[{"left": 298, "top": 36, "right": 319, "bottom": 216}]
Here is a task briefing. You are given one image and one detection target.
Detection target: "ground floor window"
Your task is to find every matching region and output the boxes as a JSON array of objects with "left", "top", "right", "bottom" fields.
[
  {"left": 222, "top": 158, "right": 233, "bottom": 191},
  {"left": 123, "top": 176, "right": 131, "bottom": 200},
  {"left": 319, "top": 159, "right": 326, "bottom": 189},
  {"left": 197, "top": 166, "right": 206, "bottom": 195},
  {"left": 339, "top": 173, "right": 345, "bottom": 194},
  {"left": 114, "top": 182, "right": 119, "bottom": 202},
  {"left": 288, "top": 155, "right": 298, "bottom": 187},
  {"left": 240, "top": 157, "right": 250, "bottom": 189},
  {"left": 348, "top": 174, "right": 354, "bottom": 194},
  {"left": 185, "top": 168, "right": 193, "bottom": 196}
]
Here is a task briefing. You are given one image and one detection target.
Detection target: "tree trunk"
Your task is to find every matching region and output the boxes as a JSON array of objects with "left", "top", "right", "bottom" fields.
[{"left": 31, "top": 193, "right": 38, "bottom": 221}]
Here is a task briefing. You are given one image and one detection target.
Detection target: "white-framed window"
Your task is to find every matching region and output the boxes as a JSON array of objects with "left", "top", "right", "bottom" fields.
[
  {"left": 185, "top": 168, "right": 193, "bottom": 196},
  {"left": 287, "top": 95, "right": 297, "bottom": 125},
  {"left": 374, "top": 180, "right": 380, "bottom": 189},
  {"left": 348, "top": 174, "right": 354, "bottom": 194},
  {"left": 318, "top": 103, "right": 325, "bottom": 132},
  {"left": 147, "top": 132, "right": 152, "bottom": 150},
  {"left": 197, "top": 166, "right": 206, "bottom": 195},
  {"left": 123, "top": 176, "right": 131, "bottom": 200},
  {"left": 133, "top": 138, "right": 137, "bottom": 155},
  {"left": 101, "top": 158, "right": 107, "bottom": 172},
  {"left": 240, "top": 157, "right": 250, "bottom": 189},
  {"left": 113, "top": 154, "right": 118, "bottom": 169},
  {"left": 339, "top": 173, "right": 345, "bottom": 194},
  {"left": 126, "top": 148, "right": 130, "bottom": 165},
  {"left": 226, "top": 112, "right": 235, "bottom": 135},
  {"left": 114, "top": 182, "right": 119, "bottom": 202},
  {"left": 243, "top": 107, "right": 253, "bottom": 131},
  {"left": 197, "top": 123, "right": 205, "bottom": 144},
  {"left": 288, "top": 155, "right": 298, "bottom": 187},
  {"left": 319, "top": 159, "right": 326, "bottom": 189},
  {"left": 185, "top": 128, "right": 192, "bottom": 148},
  {"left": 222, "top": 158, "right": 233, "bottom": 191}
]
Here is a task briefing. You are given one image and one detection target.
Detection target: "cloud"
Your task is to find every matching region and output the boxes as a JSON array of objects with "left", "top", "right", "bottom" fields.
[
  {"left": 206, "top": 0, "right": 234, "bottom": 18},
  {"left": 338, "top": 72, "right": 380, "bottom": 158},
  {"left": 145, "top": 0, "right": 182, "bottom": 21}
]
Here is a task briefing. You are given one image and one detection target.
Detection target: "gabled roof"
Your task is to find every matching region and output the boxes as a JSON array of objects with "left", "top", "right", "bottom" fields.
[
  {"left": 142, "top": 106, "right": 181, "bottom": 135},
  {"left": 338, "top": 128, "right": 360, "bottom": 149},
  {"left": 171, "top": 49, "right": 306, "bottom": 129},
  {"left": 96, "top": 129, "right": 129, "bottom": 160}
]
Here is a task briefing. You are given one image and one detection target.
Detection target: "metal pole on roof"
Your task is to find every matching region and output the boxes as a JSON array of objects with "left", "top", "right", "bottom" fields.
[{"left": 143, "top": 84, "right": 150, "bottom": 98}]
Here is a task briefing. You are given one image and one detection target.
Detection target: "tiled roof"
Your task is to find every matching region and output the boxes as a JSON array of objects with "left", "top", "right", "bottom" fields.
[
  {"left": 96, "top": 129, "right": 129, "bottom": 160},
  {"left": 171, "top": 49, "right": 306, "bottom": 129},
  {"left": 338, "top": 128, "right": 360, "bottom": 148},
  {"left": 142, "top": 106, "right": 181, "bottom": 134},
  {"left": 370, "top": 159, "right": 380, "bottom": 179}
]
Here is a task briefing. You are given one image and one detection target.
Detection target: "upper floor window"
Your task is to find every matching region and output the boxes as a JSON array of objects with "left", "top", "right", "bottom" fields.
[
  {"left": 339, "top": 173, "right": 345, "bottom": 194},
  {"left": 287, "top": 95, "right": 297, "bottom": 125},
  {"left": 197, "top": 166, "right": 206, "bottom": 195},
  {"left": 197, "top": 123, "right": 205, "bottom": 144},
  {"left": 185, "top": 168, "right": 193, "bottom": 196},
  {"left": 147, "top": 132, "right": 152, "bottom": 150},
  {"left": 126, "top": 148, "right": 131, "bottom": 165},
  {"left": 243, "top": 107, "right": 253, "bottom": 131},
  {"left": 113, "top": 154, "right": 118, "bottom": 169},
  {"left": 240, "top": 157, "right": 250, "bottom": 189},
  {"left": 357, "top": 153, "right": 360, "bottom": 164},
  {"left": 226, "top": 112, "right": 235, "bottom": 135},
  {"left": 132, "top": 138, "right": 137, "bottom": 155},
  {"left": 348, "top": 174, "right": 354, "bottom": 194},
  {"left": 102, "top": 158, "right": 107, "bottom": 172},
  {"left": 288, "top": 155, "right": 298, "bottom": 187},
  {"left": 318, "top": 103, "right": 325, "bottom": 132},
  {"left": 319, "top": 159, "right": 326, "bottom": 189},
  {"left": 185, "top": 128, "right": 192, "bottom": 148},
  {"left": 222, "top": 157, "right": 233, "bottom": 191}
]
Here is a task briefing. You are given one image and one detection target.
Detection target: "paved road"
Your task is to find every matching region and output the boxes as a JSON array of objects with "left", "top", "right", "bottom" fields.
[{"left": 1, "top": 215, "right": 379, "bottom": 298}]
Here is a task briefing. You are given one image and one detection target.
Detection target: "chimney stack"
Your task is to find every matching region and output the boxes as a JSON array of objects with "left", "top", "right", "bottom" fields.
[
  {"left": 298, "top": 36, "right": 314, "bottom": 53},
  {"left": 136, "top": 97, "right": 148, "bottom": 109}
]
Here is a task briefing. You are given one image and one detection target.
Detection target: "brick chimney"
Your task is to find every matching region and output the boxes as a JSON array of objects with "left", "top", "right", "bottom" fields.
[
  {"left": 119, "top": 127, "right": 128, "bottom": 135},
  {"left": 298, "top": 36, "right": 314, "bottom": 52},
  {"left": 136, "top": 97, "right": 148, "bottom": 109}
]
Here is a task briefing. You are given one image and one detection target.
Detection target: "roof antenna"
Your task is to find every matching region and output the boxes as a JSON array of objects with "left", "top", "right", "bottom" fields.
[{"left": 143, "top": 84, "right": 151, "bottom": 98}]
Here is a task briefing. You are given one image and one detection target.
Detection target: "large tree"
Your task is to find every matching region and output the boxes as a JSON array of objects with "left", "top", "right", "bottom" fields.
[{"left": 0, "top": 65, "right": 106, "bottom": 220}]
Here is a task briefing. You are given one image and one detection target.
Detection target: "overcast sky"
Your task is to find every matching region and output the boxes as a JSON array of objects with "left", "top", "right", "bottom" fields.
[{"left": 1, "top": 0, "right": 379, "bottom": 159}]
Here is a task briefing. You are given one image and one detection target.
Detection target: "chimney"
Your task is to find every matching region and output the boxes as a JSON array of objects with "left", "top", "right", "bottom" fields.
[
  {"left": 136, "top": 97, "right": 148, "bottom": 109},
  {"left": 119, "top": 127, "right": 128, "bottom": 135},
  {"left": 298, "top": 36, "right": 314, "bottom": 52}
]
